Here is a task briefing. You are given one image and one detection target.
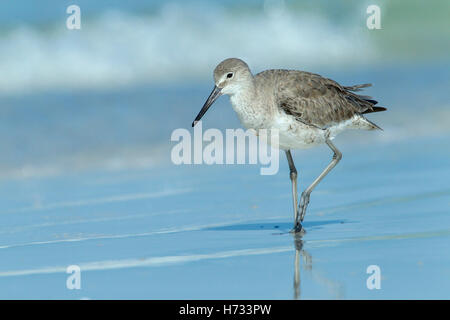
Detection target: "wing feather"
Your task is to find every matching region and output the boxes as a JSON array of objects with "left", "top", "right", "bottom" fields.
[{"left": 256, "top": 70, "right": 385, "bottom": 129}]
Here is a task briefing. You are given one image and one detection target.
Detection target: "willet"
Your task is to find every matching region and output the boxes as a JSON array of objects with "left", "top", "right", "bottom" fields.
[{"left": 192, "top": 58, "right": 386, "bottom": 233}]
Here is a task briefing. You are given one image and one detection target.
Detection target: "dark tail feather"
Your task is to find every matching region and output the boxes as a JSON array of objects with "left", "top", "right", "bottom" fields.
[
  {"left": 364, "top": 98, "right": 378, "bottom": 104},
  {"left": 344, "top": 83, "right": 372, "bottom": 92},
  {"left": 345, "top": 83, "right": 387, "bottom": 115},
  {"left": 362, "top": 106, "right": 387, "bottom": 114}
]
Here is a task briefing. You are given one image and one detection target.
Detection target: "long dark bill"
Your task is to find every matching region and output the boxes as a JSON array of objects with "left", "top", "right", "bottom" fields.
[{"left": 192, "top": 86, "right": 222, "bottom": 127}]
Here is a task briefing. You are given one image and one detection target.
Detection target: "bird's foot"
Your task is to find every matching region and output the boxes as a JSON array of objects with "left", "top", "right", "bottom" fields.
[{"left": 290, "top": 221, "right": 305, "bottom": 235}]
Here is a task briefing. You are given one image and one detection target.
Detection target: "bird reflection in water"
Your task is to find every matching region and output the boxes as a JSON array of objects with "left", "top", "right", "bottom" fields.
[
  {"left": 293, "top": 234, "right": 312, "bottom": 299},
  {"left": 292, "top": 233, "right": 344, "bottom": 299}
]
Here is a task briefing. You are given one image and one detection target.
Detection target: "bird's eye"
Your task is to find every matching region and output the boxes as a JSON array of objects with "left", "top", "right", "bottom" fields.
[{"left": 227, "top": 73, "right": 233, "bottom": 78}]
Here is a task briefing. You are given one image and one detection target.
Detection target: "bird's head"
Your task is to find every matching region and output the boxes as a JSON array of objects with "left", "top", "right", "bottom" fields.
[{"left": 192, "top": 58, "right": 253, "bottom": 127}]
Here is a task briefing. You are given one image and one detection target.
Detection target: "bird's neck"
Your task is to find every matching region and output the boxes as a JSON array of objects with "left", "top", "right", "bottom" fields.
[
  {"left": 229, "top": 78, "right": 255, "bottom": 107},
  {"left": 229, "top": 80, "right": 267, "bottom": 130}
]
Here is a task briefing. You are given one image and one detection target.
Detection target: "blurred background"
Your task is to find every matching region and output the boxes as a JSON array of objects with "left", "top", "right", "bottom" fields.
[
  {"left": 0, "top": 0, "right": 449, "bottom": 177},
  {"left": 0, "top": 0, "right": 449, "bottom": 299}
]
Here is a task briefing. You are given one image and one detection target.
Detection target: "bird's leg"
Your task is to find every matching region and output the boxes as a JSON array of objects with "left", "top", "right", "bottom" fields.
[
  {"left": 285, "top": 150, "right": 302, "bottom": 232},
  {"left": 299, "top": 139, "right": 342, "bottom": 222}
]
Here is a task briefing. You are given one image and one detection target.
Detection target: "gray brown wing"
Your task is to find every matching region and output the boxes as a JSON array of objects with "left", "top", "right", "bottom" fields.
[{"left": 266, "top": 70, "right": 384, "bottom": 129}]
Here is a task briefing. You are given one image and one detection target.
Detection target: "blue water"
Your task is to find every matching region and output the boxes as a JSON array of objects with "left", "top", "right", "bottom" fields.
[
  {"left": 3, "top": 0, "right": 448, "bottom": 95},
  {"left": 0, "top": 132, "right": 449, "bottom": 299},
  {"left": 0, "top": 0, "right": 449, "bottom": 299}
]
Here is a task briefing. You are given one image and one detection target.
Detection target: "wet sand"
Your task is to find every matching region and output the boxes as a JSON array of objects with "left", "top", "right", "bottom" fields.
[
  {"left": 0, "top": 133, "right": 449, "bottom": 299},
  {"left": 0, "top": 63, "right": 449, "bottom": 299}
]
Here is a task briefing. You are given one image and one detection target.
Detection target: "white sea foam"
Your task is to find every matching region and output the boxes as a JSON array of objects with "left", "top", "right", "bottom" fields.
[
  {"left": 9, "top": 188, "right": 192, "bottom": 213},
  {"left": 1, "top": 227, "right": 447, "bottom": 277},
  {"left": 0, "top": 3, "right": 375, "bottom": 94},
  {"left": 0, "top": 246, "right": 293, "bottom": 277}
]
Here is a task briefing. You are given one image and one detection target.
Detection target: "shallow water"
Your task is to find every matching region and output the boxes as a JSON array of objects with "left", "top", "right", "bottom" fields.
[
  {"left": 0, "top": 63, "right": 449, "bottom": 298},
  {"left": 0, "top": 0, "right": 449, "bottom": 299},
  {"left": 0, "top": 137, "right": 449, "bottom": 299}
]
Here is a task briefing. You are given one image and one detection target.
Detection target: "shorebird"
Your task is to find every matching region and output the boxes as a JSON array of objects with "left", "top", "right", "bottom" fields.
[{"left": 192, "top": 58, "right": 386, "bottom": 233}]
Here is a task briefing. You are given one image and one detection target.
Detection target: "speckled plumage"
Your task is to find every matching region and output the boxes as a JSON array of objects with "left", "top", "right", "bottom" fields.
[
  {"left": 257, "top": 69, "right": 381, "bottom": 129},
  {"left": 207, "top": 58, "right": 386, "bottom": 150},
  {"left": 193, "top": 58, "right": 387, "bottom": 232}
]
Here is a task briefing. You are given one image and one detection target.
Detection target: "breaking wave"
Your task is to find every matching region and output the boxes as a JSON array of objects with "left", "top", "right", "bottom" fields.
[{"left": 0, "top": 2, "right": 375, "bottom": 94}]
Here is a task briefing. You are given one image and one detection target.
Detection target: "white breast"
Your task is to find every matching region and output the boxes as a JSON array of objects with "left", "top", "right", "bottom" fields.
[
  {"left": 272, "top": 111, "right": 327, "bottom": 150},
  {"left": 230, "top": 94, "right": 269, "bottom": 130}
]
